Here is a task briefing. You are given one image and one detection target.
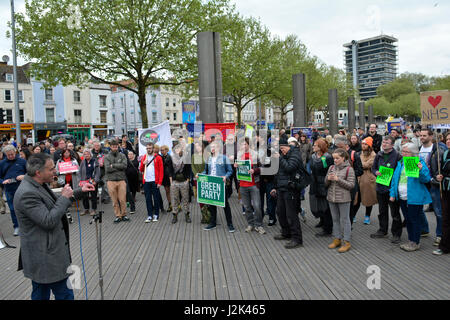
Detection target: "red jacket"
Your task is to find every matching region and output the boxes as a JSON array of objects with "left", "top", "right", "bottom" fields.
[{"left": 139, "top": 153, "right": 164, "bottom": 185}]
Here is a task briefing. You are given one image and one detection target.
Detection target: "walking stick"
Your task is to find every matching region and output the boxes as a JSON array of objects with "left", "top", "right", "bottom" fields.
[{"left": 90, "top": 184, "right": 104, "bottom": 300}]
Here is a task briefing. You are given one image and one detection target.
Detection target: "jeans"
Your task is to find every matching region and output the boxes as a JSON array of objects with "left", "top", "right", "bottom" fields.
[
  {"left": 399, "top": 200, "right": 422, "bottom": 244},
  {"left": 241, "top": 185, "right": 263, "bottom": 227},
  {"left": 82, "top": 185, "right": 98, "bottom": 211},
  {"left": 329, "top": 202, "right": 352, "bottom": 241},
  {"left": 260, "top": 180, "right": 277, "bottom": 223},
  {"left": 5, "top": 189, "right": 18, "bottom": 229},
  {"left": 144, "top": 182, "right": 160, "bottom": 218},
  {"left": 376, "top": 192, "right": 402, "bottom": 237},
  {"left": 209, "top": 196, "right": 233, "bottom": 227},
  {"left": 419, "top": 187, "right": 443, "bottom": 237},
  {"left": 31, "top": 278, "right": 74, "bottom": 300},
  {"left": 276, "top": 189, "right": 302, "bottom": 243}
]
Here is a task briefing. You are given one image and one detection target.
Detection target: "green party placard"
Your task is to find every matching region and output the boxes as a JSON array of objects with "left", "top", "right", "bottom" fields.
[
  {"left": 376, "top": 166, "right": 394, "bottom": 186},
  {"left": 403, "top": 157, "right": 420, "bottom": 178},
  {"left": 197, "top": 174, "right": 225, "bottom": 207},
  {"left": 236, "top": 160, "right": 252, "bottom": 182}
]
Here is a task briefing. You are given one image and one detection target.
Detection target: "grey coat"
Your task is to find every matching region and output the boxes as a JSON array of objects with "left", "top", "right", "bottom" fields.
[{"left": 14, "top": 175, "right": 83, "bottom": 284}]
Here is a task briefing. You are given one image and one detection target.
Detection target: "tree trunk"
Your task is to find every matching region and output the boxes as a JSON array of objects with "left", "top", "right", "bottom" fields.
[
  {"left": 236, "top": 101, "right": 242, "bottom": 127},
  {"left": 138, "top": 86, "right": 148, "bottom": 128}
]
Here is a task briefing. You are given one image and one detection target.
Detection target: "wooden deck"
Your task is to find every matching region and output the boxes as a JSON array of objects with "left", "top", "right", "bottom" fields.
[{"left": 1, "top": 189, "right": 449, "bottom": 300}]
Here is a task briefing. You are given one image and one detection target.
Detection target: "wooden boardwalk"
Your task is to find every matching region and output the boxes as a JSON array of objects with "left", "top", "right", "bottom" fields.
[{"left": 0, "top": 189, "right": 449, "bottom": 300}]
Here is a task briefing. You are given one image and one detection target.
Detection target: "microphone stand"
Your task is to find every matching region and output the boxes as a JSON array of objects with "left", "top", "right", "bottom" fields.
[{"left": 90, "top": 184, "right": 104, "bottom": 300}]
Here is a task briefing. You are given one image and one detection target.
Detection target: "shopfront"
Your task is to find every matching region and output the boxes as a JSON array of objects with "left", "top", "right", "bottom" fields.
[
  {"left": 92, "top": 124, "right": 108, "bottom": 140},
  {"left": 0, "top": 123, "right": 34, "bottom": 144},
  {"left": 34, "top": 123, "right": 67, "bottom": 142},
  {"left": 67, "top": 124, "right": 91, "bottom": 144}
]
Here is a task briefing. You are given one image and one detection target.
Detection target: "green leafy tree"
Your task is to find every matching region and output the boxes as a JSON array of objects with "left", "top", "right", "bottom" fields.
[
  {"left": 12, "top": 0, "right": 232, "bottom": 127},
  {"left": 221, "top": 15, "right": 282, "bottom": 126}
]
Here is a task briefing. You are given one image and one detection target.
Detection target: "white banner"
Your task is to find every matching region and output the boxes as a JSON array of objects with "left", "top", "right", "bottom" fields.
[{"left": 138, "top": 120, "right": 172, "bottom": 158}]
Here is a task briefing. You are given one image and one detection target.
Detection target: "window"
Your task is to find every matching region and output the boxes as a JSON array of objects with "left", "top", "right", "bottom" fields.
[
  {"left": 100, "top": 111, "right": 107, "bottom": 123},
  {"left": 121, "top": 112, "right": 124, "bottom": 122},
  {"left": 99, "top": 95, "right": 107, "bottom": 107},
  {"left": 20, "top": 109, "right": 24, "bottom": 122},
  {"left": 165, "top": 98, "right": 169, "bottom": 107},
  {"left": 46, "top": 108, "right": 55, "bottom": 123},
  {"left": 45, "top": 88, "right": 53, "bottom": 101},
  {"left": 4, "top": 90, "right": 11, "bottom": 101},
  {"left": 18, "top": 90, "right": 24, "bottom": 102},
  {"left": 112, "top": 113, "right": 115, "bottom": 123},
  {"left": 73, "top": 90, "right": 81, "bottom": 102},
  {"left": 173, "top": 98, "right": 176, "bottom": 107},
  {"left": 152, "top": 111, "right": 157, "bottom": 122},
  {"left": 151, "top": 94, "right": 156, "bottom": 105},
  {"left": 166, "top": 112, "right": 170, "bottom": 120},
  {"left": 74, "top": 109, "right": 82, "bottom": 123},
  {"left": 173, "top": 112, "right": 177, "bottom": 121},
  {"left": 6, "top": 74, "right": 13, "bottom": 82},
  {"left": 6, "top": 109, "right": 12, "bottom": 122}
]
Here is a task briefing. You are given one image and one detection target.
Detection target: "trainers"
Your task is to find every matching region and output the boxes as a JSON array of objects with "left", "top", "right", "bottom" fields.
[
  {"left": 255, "top": 226, "right": 266, "bottom": 235},
  {"left": 145, "top": 217, "right": 152, "bottom": 223},
  {"left": 433, "top": 237, "right": 441, "bottom": 247},
  {"left": 268, "top": 220, "right": 276, "bottom": 226},
  {"left": 130, "top": 211, "right": 136, "bottom": 215},
  {"left": 114, "top": 217, "right": 121, "bottom": 223},
  {"left": 90, "top": 210, "right": 96, "bottom": 216},
  {"left": 274, "top": 234, "right": 291, "bottom": 240},
  {"left": 364, "top": 216, "right": 370, "bottom": 225},
  {"left": 121, "top": 216, "right": 130, "bottom": 222},
  {"left": 245, "top": 225, "right": 254, "bottom": 233},
  {"left": 370, "top": 231, "right": 388, "bottom": 238},
  {"left": 153, "top": 216, "right": 159, "bottom": 222},
  {"left": 80, "top": 210, "right": 90, "bottom": 216},
  {"left": 284, "top": 240, "right": 302, "bottom": 249},
  {"left": 421, "top": 232, "right": 430, "bottom": 237},
  {"left": 315, "top": 230, "right": 332, "bottom": 237},
  {"left": 203, "top": 224, "right": 217, "bottom": 231},
  {"left": 391, "top": 236, "right": 401, "bottom": 244},
  {"left": 13, "top": 228, "right": 19, "bottom": 236},
  {"left": 353, "top": 216, "right": 357, "bottom": 223},
  {"left": 400, "top": 241, "right": 420, "bottom": 252},
  {"left": 432, "top": 249, "right": 443, "bottom": 256},
  {"left": 228, "top": 225, "right": 236, "bottom": 233}
]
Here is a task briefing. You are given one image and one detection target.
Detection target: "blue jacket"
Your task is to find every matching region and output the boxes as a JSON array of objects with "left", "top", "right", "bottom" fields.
[
  {"left": 0, "top": 156, "right": 27, "bottom": 192},
  {"left": 389, "top": 159, "right": 432, "bottom": 205},
  {"left": 202, "top": 154, "right": 233, "bottom": 179}
]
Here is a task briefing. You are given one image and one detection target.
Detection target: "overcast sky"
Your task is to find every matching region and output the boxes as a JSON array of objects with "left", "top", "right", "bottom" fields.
[{"left": 1, "top": 0, "right": 449, "bottom": 76}]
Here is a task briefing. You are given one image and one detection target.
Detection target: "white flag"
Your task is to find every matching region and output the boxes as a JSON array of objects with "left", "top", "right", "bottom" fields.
[{"left": 138, "top": 120, "right": 172, "bottom": 158}]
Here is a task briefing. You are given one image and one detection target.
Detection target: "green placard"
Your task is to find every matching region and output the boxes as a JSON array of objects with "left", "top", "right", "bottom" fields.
[
  {"left": 236, "top": 159, "right": 252, "bottom": 182},
  {"left": 403, "top": 157, "right": 420, "bottom": 178},
  {"left": 376, "top": 166, "right": 394, "bottom": 186},
  {"left": 197, "top": 174, "right": 225, "bottom": 207}
]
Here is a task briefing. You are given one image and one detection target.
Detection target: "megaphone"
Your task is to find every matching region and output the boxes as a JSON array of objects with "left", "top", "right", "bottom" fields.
[{"left": 0, "top": 230, "right": 16, "bottom": 249}]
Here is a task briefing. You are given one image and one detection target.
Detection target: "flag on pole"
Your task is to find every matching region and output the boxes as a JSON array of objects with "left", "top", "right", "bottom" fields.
[{"left": 138, "top": 120, "right": 172, "bottom": 157}]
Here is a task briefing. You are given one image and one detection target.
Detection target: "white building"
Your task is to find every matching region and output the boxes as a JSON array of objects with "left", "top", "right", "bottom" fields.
[
  {"left": 0, "top": 61, "right": 34, "bottom": 140},
  {"left": 64, "top": 85, "right": 92, "bottom": 141},
  {"left": 89, "top": 82, "right": 113, "bottom": 139},
  {"left": 160, "top": 86, "right": 183, "bottom": 127}
]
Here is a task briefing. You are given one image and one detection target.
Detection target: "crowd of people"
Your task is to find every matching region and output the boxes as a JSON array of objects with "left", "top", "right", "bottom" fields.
[{"left": 2, "top": 125, "right": 449, "bottom": 258}]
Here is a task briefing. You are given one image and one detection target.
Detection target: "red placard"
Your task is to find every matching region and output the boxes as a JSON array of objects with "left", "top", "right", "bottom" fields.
[{"left": 58, "top": 161, "right": 79, "bottom": 174}]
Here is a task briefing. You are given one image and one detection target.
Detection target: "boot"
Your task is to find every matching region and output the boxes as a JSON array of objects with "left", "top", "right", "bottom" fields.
[
  {"left": 185, "top": 212, "right": 192, "bottom": 223},
  {"left": 172, "top": 213, "right": 178, "bottom": 224},
  {"left": 328, "top": 239, "right": 341, "bottom": 249},
  {"left": 168, "top": 204, "right": 173, "bottom": 213},
  {"left": 338, "top": 241, "right": 351, "bottom": 253}
]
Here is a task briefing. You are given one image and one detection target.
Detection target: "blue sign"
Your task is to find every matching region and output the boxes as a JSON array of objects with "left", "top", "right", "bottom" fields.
[
  {"left": 291, "top": 127, "right": 312, "bottom": 139},
  {"left": 182, "top": 101, "right": 198, "bottom": 124}
]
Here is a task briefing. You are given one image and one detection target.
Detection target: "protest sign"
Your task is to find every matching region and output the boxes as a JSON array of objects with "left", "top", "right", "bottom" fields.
[
  {"left": 197, "top": 174, "right": 225, "bottom": 207},
  {"left": 236, "top": 160, "right": 252, "bottom": 182},
  {"left": 138, "top": 120, "right": 172, "bottom": 157},
  {"left": 58, "top": 161, "right": 79, "bottom": 174},
  {"left": 376, "top": 166, "right": 394, "bottom": 186},
  {"left": 404, "top": 157, "right": 419, "bottom": 178},
  {"left": 420, "top": 90, "right": 450, "bottom": 125}
]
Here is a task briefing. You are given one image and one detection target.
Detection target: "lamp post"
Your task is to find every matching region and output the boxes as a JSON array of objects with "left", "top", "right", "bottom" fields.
[{"left": 10, "top": 0, "right": 21, "bottom": 144}]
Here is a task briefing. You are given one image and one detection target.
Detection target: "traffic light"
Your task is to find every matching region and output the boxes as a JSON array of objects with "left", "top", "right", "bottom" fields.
[{"left": 0, "top": 108, "right": 5, "bottom": 124}]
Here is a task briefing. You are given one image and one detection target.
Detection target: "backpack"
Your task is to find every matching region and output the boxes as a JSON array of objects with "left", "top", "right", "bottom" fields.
[{"left": 290, "top": 161, "right": 312, "bottom": 191}]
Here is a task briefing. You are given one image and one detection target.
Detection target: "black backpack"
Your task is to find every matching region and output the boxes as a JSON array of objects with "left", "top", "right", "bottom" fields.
[{"left": 289, "top": 160, "right": 312, "bottom": 191}]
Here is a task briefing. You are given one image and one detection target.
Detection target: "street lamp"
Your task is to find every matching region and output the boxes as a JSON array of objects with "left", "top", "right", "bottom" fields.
[{"left": 10, "top": 0, "right": 21, "bottom": 144}]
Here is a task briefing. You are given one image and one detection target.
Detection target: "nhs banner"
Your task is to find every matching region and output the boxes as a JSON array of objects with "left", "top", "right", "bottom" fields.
[{"left": 138, "top": 120, "right": 172, "bottom": 157}]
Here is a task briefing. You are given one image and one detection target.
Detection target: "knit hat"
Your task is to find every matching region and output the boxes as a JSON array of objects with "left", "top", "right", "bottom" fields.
[
  {"left": 362, "top": 137, "right": 373, "bottom": 148},
  {"left": 279, "top": 137, "right": 289, "bottom": 146},
  {"left": 287, "top": 137, "right": 298, "bottom": 145}
]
